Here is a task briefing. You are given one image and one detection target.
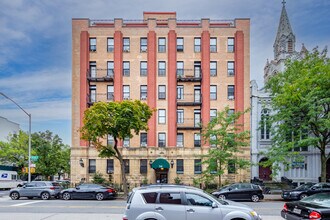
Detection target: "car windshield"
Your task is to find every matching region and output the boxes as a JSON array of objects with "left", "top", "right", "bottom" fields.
[
  {"left": 204, "top": 190, "right": 229, "bottom": 205},
  {"left": 295, "top": 183, "right": 313, "bottom": 190},
  {"left": 301, "top": 193, "right": 330, "bottom": 208},
  {"left": 219, "top": 185, "right": 230, "bottom": 192}
]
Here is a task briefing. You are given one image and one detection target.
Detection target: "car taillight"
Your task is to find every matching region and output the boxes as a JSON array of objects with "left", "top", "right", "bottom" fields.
[
  {"left": 50, "top": 187, "right": 55, "bottom": 190},
  {"left": 309, "top": 211, "right": 321, "bottom": 219},
  {"left": 283, "top": 204, "right": 288, "bottom": 211},
  {"left": 122, "top": 217, "right": 128, "bottom": 220},
  {"left": 107, "top": 189, "right": 114, "bottom": 193}
]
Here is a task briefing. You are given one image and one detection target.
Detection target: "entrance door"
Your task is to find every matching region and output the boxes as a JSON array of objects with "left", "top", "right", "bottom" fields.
[
  {"left": 156, "top": 171, "right": 168, "bottom": 184},
  {"left": 327, "top": 159, "right": 330, "bottom": 181},
  {"left": 259, "top": 158, "right": 272, "bottom": 181}
]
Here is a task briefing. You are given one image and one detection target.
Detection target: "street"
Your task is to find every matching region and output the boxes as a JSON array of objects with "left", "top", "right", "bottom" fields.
[{"left": 0, "top": 191, "right": 284, "bottom": 220}]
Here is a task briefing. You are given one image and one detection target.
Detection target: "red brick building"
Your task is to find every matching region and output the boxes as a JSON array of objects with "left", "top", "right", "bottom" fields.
[{"left": 71, "top": 12, "right": 250, "bottom": 186}]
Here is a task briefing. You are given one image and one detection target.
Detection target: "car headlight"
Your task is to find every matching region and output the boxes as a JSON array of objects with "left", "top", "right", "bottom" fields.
[{"left": 250, "top": 211, "right": 261, "bottom": 219}]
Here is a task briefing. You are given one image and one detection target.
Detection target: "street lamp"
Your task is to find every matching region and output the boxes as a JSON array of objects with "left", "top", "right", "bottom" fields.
[{"left": 0, "top": 92, "right": 32, "bottom": 182}]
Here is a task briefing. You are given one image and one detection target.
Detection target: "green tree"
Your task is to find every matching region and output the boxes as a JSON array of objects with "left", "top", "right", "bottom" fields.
[
  {"left": 33, "top": 130, "right": 71, "bottom": 180},
  {"left": 264, "top": 48, "right": 330, "bottom": 181},
  {"left": 0, "top": 130, "right": 32, "bottom": 173},
  {"left": 80, "top": 100, "right": 153, "bottom": 195},
  {"left": 201, "top": 107, "right": 250, "bottom": 187}
]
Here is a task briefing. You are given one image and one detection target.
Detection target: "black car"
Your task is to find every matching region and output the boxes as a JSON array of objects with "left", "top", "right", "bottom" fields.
[
  {"left": 211, "top": 183, "right": 264, "bottom": 202},
  {"left": 281, "top": 193, "right": 330, "bottom": 219},
  {"left": 282, "top": 182, "right": 330, "bottom": 200},
  {"left": 60, "top": 183, "right": 117, "bottom": 201}
]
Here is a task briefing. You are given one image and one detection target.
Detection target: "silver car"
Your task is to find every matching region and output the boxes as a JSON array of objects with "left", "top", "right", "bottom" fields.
[
  {"left": 9, "top": 181, "right": 62, "bottom": 200},
  {"left": 123, "top": 185, "right": 262, "bottom": 220}
]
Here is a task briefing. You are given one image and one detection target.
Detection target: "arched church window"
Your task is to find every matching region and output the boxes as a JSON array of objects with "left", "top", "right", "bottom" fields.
[
  {"left": 288, "top": 39, "right": 293, "bottom": 53},
  {"left": 261, "top": 109, "right": 271, "bottom": 140}
]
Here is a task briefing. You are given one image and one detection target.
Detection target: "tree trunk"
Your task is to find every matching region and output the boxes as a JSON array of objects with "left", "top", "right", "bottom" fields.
[
  {"left": 320, "top": 142, "right": 327, "bottom": 182},
  {"left": 113, "top": 139, "right": 128, "bottom": 196}
]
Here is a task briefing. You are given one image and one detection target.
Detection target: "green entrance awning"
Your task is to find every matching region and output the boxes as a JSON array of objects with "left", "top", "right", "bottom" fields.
[{"left": 151, "top": 158, "right": 170, "bottom": 169}]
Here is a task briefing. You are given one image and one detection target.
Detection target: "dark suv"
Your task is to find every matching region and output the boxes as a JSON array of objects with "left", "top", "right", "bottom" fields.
[
  {"left": 282, "top": 182, "right": 330, "bottom": 200},
  {"left": 9, "top": 181, "right": 62, "bottom": 200},
  {"left": 212, "top": 183, "right": 264, "bottom": 202}
]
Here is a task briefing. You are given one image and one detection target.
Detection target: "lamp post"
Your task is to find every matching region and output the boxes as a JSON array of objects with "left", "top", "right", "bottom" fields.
[{"left": 0, "top": 92, "right": 32, "bottom": 182}]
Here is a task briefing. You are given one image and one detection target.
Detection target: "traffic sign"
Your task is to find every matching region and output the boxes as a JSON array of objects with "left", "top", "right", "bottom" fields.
[{"left": 31, "top": 156, "right": 39, "bottom": 161}]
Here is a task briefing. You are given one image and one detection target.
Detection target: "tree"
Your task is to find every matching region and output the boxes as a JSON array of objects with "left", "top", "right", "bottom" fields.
[
  {"left": 201, "top": 106, "right": 250, "bottom": 187},
  {"left": 263, "top": 48, "right": 330, "bottom": 182},
  {"left": 0, "top": 130, "right": 31, "bottom": 173},
  {"left": 33, "top": 130, "right": 71, "bottom": 180},
  {"left": 80, "top": 100, "right": 153, "bottom": 195}
]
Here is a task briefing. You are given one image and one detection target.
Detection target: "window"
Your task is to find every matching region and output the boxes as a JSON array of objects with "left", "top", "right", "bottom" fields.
[
  {"left": 89, "top": 38, "right": 96, "bottom": 51},
  {"left": 194, "top": 133, "right": 201, "bottom": 147},
  {"left": 123, "top": 137, "right": 130, "bottom": 147},
  {"left": 89, "top": 85, "right": 96, "bottom": 103},
  {"left": 158, "top": 133, "right": 166, "bottom": 147},
  {"left": 139, "top": 85, "right": 147, "bottom": 100},
  {"left": 159, "top": 192, "right": 182, "bottom": 204},
  {"left": 107, "top": 61, "right": 114, "bottom": 77},
  {"left": 140, "top": 159, "right": 147, "bottom": 174},
  {"left": 210, "top": 85, "right": 217, "bottom": 100},
  {"left": 176, "top": 159, "right": 184, "bottom": 174},
  {"left": 123, "top": 38, "right": 130, "bottom": 52},
  {"left": 186, "top": 193, "right": 213, "bottom": 207},
  {"left": 194, "top": 110, "right": 201, "bottom": 127},
  {"left": 194, "top": 86, "right": 201, "bottom": 103},
  {"left": 228, "top": 85, "right": 235, "bottom": 100},
  {"left": 107, "top": 135, "right": 114, "bottom": 147},
  {"left": 158, "top": 109, "right": 166, "bottom": 124},
  {"left": 209, "top": 159, "right": 217, "bottom": 174},
  {"left": 261, "top": 109, "right": 270, "bottom": 140},
  {"left": 123, "top": 85, "right": 130, "bottom": 100},
  {"left": 194, "top": 38, "right": 201, "bottom": 52},
  {"left": 123, "top": 159, "right": 129, "bottom": 173},
  {"left": 140, "top": 38, "right": 148, "bottom": 52},
  {"left": 140, "top": 133, "right": 147, "bottom": 147},
  {"left": 177, "top": 61, "right": 184, "bottom": 77},
  {"left": 228, "top": 160, "right": 236, "bottom": 174},
  {"left": 177, "top": 85, "right": 184, "bottom": 100},
  {"left": 177, "top": 133, "right": 184, "bottom": 147},
  {"left": 123, "top": 61, "right": 130, "bottom": 76},
  {"left": 158, "top": 61, "right": 166, "bottom": 76},
  {"left": 89, "top": 61, "right": 96, "bottom": 78},
  {"left": 106, "top": 159, "right": 114, "bottom": 174},
  {"left": 107, "top": 85, "right": 114, "bottom": 100},
  {"left": 177, "top": 109, "right": 184, "bottom": 124},
  {"left": 89, "top": 159, "right": 96, "bottom": 173},
  {"left": 177, "top": 37, "right": 184, "bottom": 52},
  {"left": 107, "top": 38, "right": 114, "bottom": 52},
  {"left": 228, "top": 37, "right": 234, "bottom": 52},
  {"left": 210, "top": 135, "right": 217, "bottom": 148},
  {"left": 210, "top": 109, "right": 217, "bottom": 121},
  {"left": 227, "top": 61, "right": 235, "bottom": 76},
  {"left": 158, "top": 37, "right": 166, "bottom": 53},
  {"left": 140, "top": 61, "right": 147, "bottom": 76},
  {"left": 210, "top": 37, "right": 217, "bottom": 52},
  {"left": 194, "top": 159, "right": 202, "bottom": 174},
  {"left": 210, "top": 61, "right": 217, "bottom": 76},
  {"left": 142, "top": 192, "right": 158, "bottom": 203},
  {"left": 158, "top": 85, "right": 166, "bottom": 100},
  {"left": 228, "top": 109, "right": 235, "bottom": 116}
]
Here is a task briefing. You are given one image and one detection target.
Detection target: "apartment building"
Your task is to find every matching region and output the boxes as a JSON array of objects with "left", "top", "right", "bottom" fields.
[{"left": 72, "top": 12, "right": 250, "bottom": 186}]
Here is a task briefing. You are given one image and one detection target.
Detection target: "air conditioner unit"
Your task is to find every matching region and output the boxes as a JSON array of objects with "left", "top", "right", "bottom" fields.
[
  {"left": 123, "top": 144, "right": 129, "bottom": 148},
  {"left": 177, "top": 144, "right": 183, "bottom": 147},
  {"left": 123, "top": 97, "right": 130, "bottom": 100},
  {"left": 123, "top": 48, "right": 130, "bottom": 52},
  {"left": 228, "top": 96, "right": 234, "bottom": 100},
  {"left": 141, "top": 143, "right": 147, "bottom": 147},
  {"left": 141, "top": 96, "right": 147, "bottom": 100},
  {"left": 141, "top": 48, "right": 147, "bottom": 52}
]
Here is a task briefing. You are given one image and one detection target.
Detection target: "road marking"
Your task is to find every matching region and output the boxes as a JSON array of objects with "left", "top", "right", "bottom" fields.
[{"left": 11, "top": 200, "right": 44, "bottom": 207}]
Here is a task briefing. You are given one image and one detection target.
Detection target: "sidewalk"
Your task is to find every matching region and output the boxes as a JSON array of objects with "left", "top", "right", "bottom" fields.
[{"left": 264, "top": 193, "right": 282, "bottom": 201}]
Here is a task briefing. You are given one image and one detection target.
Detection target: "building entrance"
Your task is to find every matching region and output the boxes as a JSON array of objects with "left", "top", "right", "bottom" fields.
[
  {"left": 259, "top": 158, "right": 272, "bottom": 181},
  {"left": 156, "top": 170, "right": 168, "bottom": 184},
  {"left": 327, "top": 158, "right": 330, "bottom": 181}
]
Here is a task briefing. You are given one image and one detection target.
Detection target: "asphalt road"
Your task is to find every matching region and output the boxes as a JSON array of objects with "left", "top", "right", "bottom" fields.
[{"left": 0, "top": 191, "right": 284, "bottom": 220}]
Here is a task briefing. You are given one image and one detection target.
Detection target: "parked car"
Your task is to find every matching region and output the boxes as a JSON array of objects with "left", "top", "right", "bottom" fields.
[
  {"left": 9, "top": 181, "right": 62, "bottom": 200},
  {"left": 60, "top": 183, "right": 117, "bottom": 201},
  {"left": 282, "top": 182, "right": 330, "bottom": 200},
  {"left": 212, "top": 183, "right": 264, "bottom": 202},
  {"left": 281, "top": 192, "right": 330, "bottom": 219},
  {"left": 123, "top": 184, "right": 262, "bottom": 220}
]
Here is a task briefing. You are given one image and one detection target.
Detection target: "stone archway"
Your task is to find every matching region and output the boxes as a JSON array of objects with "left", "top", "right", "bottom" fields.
[{"left": 259, "top": 158, "right": 272, "bottom": 181}]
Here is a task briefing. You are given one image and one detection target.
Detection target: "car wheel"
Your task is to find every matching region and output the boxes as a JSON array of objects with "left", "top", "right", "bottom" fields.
[
  {"left": 95, "top": 193, "right": 104, "bottom": 201},
  {"left": 41, "top": 192, "right": 50, "bottom": 200},
  {"left": 27, "top": 197, "right": 33, "bottom": 199},
  {"left": 299, "top": 194, "right": 308, "bottom": 200},
  {"left": 10, "top": 192, "right": 20, "bottom": 200},
  {"left": 218, "top": 195, "right": 226, "bottom": 200},
  {"left": 62, "top": 192, "right": 71, "bottom": 200},
  {"left": 251, "top": 194, "right": 260, "bottom": 202}
]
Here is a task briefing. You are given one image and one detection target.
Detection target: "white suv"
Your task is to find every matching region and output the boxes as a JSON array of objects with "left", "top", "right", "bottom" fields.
[{"left": 123, "top": 185, "right": 262, "bottom": 220}]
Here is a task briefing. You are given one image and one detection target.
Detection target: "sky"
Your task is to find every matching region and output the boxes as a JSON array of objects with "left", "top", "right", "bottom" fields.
[{"left": 0, "top": 0, "right": 329, "bottom": 146}]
